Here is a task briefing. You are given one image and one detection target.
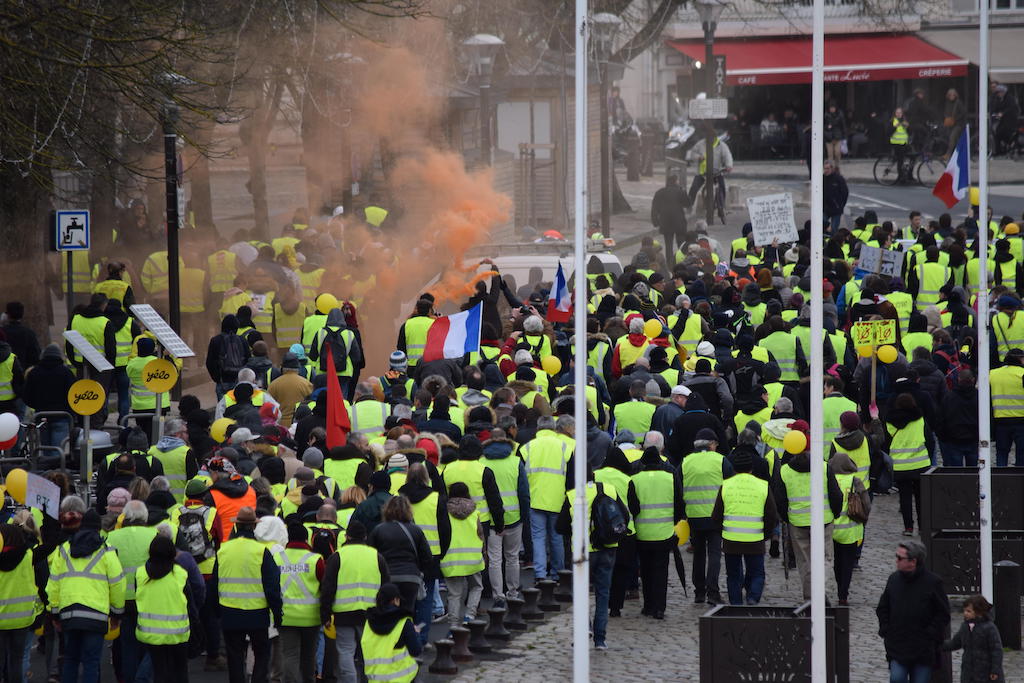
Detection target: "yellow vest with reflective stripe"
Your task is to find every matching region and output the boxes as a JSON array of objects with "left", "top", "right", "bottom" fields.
[
  {"left": 483, "top": 454, "right": 521, "bottom": 526},
  {"left": 302, "top": 314, "right": 328, "bottom": 351},
  {"left": 0, "top": 355, "right": 14, "bottom": 402},
  {"left": 681, "top": 450, "right": 723, "bottom": 519},
  {"left": 93, "top": 278, "right": 129, "bottom": 305},
  {"left": 616, "top": 336, "right": 649, "bottom": 370},
  {"left": 890, "top": 118, "right": 908, "bottom": 145},
  {"left": 149, "top": 444, "right": 190, "bottom": 502},
  {"left": 70, "top": 314, "right": 108, "bottom": 364},
  {"left": 523, "top": 333, "right": 553, "bottom": 360},
  {"left": 441, "top": 509, "right": 483, "bottom": 578},
  {"left": 830, "top": 332, "right": 848, "bottom": 366},
  {"left": 410, "top": 492, "right": 442, "bottom": 556},
  {"left": 886, "top": 418, "right": 930, "bottom": 472},
  {"left": 822, "top": 394, "right": 858, "bottom": 444},
  {"left": 134, "top": 565, "right": 189, "bottom": 645},
  {"left": 521, "top": 432, "right": 569, "bottom": 513},
  {"left": 296, "top": 269, "right": 325, "bottom": 313},
  {"left": 760, "top": 330, "right": 799, "bottom": 381},
  {"left": 614, "top": 400, "right": 656, "bottom": 435},
  {"left": 106, "top": 525, "right": 160, "bottom": 600},
  {"left": 566, "top": 482, "right": 622, "bottom": 551},
  {"left": 324, "top": 458, "right": 363, "bottom": 491},
  {"left": 995, "top": 259, "right": 1018, "bottom": 291},
  {"left": 174, "top": 504, "right": 218, "bottom": 573},
  {"left": 887, "top": 291, "right": 914, "bottom": 338},
  {"left": 361, "top": 615, "right": 417, "bottom": 683},
  {"left": 274, "top": 547, "right": 321, "bottom": 627},
  {"left": 251, "top": 291, "right": 276, "bottom": 334},
  {"left": 830, "top": 437, "right": 871, "bottom": 490},
  {"left": 351, "top": 400, "right": 389, "bottom": 437},
  {"left": 734, "top": 406, "right": 772, "bottom": 433},
  {"left": 630, "top": 469, "right": 675, "bottom": 541},
  {"left": 780, "top": 461, "right": 834, "bottom": 527},
  {"left": 126, "top": 355, "right": 165, "bottom": 410},
  {"left": 111, "top": 318, "right": 133, "bottom": 367},
  {"left": 273, "top": 303, "right": 305, "bottom": 349},
  {"left": 915, "top": 262, "right": 950, "bottom": 311},
  {"left": 142, "top": 252, "right": 180, "bottom": 296},
  {"left": 678, "top": 314, "right": 703, "bottom": 356},
  {"left": 402, "top": 316, "right": 434, "bottom": 367},
  {"left": 48, "top": 543, "right": 125, "bottom": 618},
  {"left": 721, "top": 473, "right": 768, "bottom": 542},
  {"left": 219, "top": 291, "right": 252, "bottom": 318},
  {"left": 333, "top": 543, "right": 381, "bottom": 613},
  {"left": 217, "top": 537, "right": 268, "bottom": 610},
  {"left": 588, "top": 341, "right": 611, "bottom": 379},
  {"left": 181, "top": 267, "right": 206, "bottom": 314},
  {"left": 443, "top": 460, "right": 490, "bottom": 523},
  {"left": 208, "top": 250, "right": 238, "bottom": 293},
  {"left": 594, "top": 467, "right": 635, "bottom": 534},
  {"left": 831, "top": 472, "right": 864, "bottom": 545},
  {"left": 0, "top": 551, "right": 42, "bottom": 629},
  {"left": 990, "top": 364, "right": 1024, "bottom": 419},
  {"left": 62, "top": 251, "right": 92, "bottom": 291},
  {"left": 313, "top": 326, "right": 355, "bottom": 376},
  {"left": 901, "top": 332, "right": 932, "bottom": 357},
  {"left": 992, "top": 311, "right": 1024, "bottom": 358}
]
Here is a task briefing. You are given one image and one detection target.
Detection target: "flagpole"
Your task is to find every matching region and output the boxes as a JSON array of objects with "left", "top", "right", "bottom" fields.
[
  {"left": 977, "top": 0, "right": 993, "bottom": 603},
  {"left": 571, "top": 0, "right": 590, "bottom": 679},
  {"left": 808, "top": 0, "right": 827, "bottom": 679}
]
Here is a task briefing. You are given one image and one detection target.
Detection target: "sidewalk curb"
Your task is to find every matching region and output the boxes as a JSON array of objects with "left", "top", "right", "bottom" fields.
[{"left": 730, "top": 170, "right": 1021, "bottom": 186}]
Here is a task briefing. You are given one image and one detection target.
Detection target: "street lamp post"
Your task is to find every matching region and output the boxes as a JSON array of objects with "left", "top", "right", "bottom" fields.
[
  {"left": 162, "top": 101, "right": 181, "bottom": 335},
  {"left": 592, "top": 13, "right": 622, "bottom": 237},
  {"left": 694, "top": 0, "right": 724, "bottom": 227},
  {"left": 463, "top": 34, "right": 505, "bottom": 166}
]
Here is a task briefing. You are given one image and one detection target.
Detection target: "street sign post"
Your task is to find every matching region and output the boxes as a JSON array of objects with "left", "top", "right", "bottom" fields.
[
  {"left": 62, "top": 330, "right": 113, "bottom": 505},
  {"left": 712, "top": 55, "right": 727, "bottom": 98},
  {"left": 55, "top": 210, "right": 90, "bottom": 319},
  {"left": 688, "top": 98, "right": 729, "bottom": 120}
]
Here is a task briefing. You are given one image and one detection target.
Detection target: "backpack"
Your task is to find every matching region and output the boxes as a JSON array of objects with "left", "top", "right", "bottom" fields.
[
  {"left": 845, "top": 477, "right": 872, "bottom": 524},
  {"left": 310, "top": 525, "right": 338, "bottom": 559},
  {"left": 319, "top": 327, "right": 349, "bottom": 373},
  {"left": 175, "top": 507, "right": 215, "bottom": 563},
  {"left": 933, "top": 349, "right": 966, "bottom": 390},
  {"left": 220, "top": 334, "right": 248, "bottom": 378},
  {"left": 591, "top": 483, "right": 629, "bottom": 549}
]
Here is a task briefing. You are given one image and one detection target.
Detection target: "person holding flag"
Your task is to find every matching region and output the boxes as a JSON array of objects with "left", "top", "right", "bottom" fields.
[
  {"left": 421, "top": 303, "right": 483, "bottom": 365},
  {"left": 547, "top": 263, "right": 572, "bottom": 324}
]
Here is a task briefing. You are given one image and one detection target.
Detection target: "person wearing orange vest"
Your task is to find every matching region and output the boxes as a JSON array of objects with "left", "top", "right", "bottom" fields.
[{"left": 204, "top": 456, "right": 258, "bottom": 542}]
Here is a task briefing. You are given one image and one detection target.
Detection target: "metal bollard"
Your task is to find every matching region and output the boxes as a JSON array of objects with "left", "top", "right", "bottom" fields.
[
  {"left": 554, "top": 568, "right": 574, "bottom": 602},
  {"left": 537, "top": 580, "right": 561, "bottom": 612},
  {"left": 450, "top": 626, "right": 473, "bottom": 662},
  {"left": 505, "top": 596, "right": 527, "bottom": 630},
  {"left": 485, "top": 607, "right": 511, "bottom": 641},
  {"left": 428, "top": 639, "right": 458, "bottom": 675},
  {"left": 994, "top": 560, "right": 1022, "bottom": 650},
  {"left": 466, "top": 619, "right": 492, "bottom": 653},
  {"left": 521, "top": 587, "right": 545, "bottom": 621}
]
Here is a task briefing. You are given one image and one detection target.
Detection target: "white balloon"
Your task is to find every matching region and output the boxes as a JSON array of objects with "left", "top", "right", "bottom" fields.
[{"left": 0, "top": 413, "right": 19, "bottom": 441}]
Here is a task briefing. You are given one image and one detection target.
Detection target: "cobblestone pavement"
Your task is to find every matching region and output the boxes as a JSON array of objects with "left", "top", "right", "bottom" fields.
[{"left": 444, "top": 492, "right": 1024, "bottom": 682}]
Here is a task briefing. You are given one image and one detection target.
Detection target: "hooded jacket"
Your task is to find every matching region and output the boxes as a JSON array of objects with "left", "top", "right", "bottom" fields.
[
  {"left": 205, "top": 315, "right": 251, "bottom": 384},
  {"left": 365, "top": 603, "right": 423, "bottom": 657},
  {"left": 398, "top": 477, "right": 451, "bottom": 555},
  {"left": 481, "top": 438, "right": 530, "bottom": 526},
  {"left": 319, "top": 542, "right": 390, "bottom": 626},
  {"left": 308, "top": 309, "right": 364, "bottom": 374},
  {"left": 771, "top": 450, "right": 843, "bottom": 523},
  {"left": 22, "top": 348, "right": 75, "bottom": 412},
  {"left": 664, "top": 393, "right": 728, "bottom": 466},
  {"left": 909, "top": 359, "right": 947, "bottom": 406}
]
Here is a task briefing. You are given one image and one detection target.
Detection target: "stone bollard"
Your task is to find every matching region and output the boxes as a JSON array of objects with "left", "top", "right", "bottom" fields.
[
  {"left": 505, "top": 596, "right": 527, "bottom": 630},
  {"left": 450, "top": 626, "right": 473, "bottom": 662},
  {"left": 554, "top": 569, "right": 574, "bottom": 602},
  {"left": 537, "top": 579, "right": 561, "bottom": 612},
  {"left": 466, "top": 619, "right": 493, "bottom": 654},
  {"left": 485, "top": 607, "right": 511, "bottom": 641},
  {"left": 521, "top": 587, "right": 545, "bottom": 621},
  {"left": 428, "top": 639, "right": 458, "bottom": 675}
]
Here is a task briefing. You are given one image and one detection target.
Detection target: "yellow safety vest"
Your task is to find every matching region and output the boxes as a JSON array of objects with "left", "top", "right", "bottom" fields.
[
  {"left": 217, "top": 537, "right": 268, "bottom": 610},
  {"left": 302, "top": 314, "right": 328, "bottom": 352},
  {"left": 566, "top": 482, "right": 623, "bottom": 551},
  {"left": 886, "top": 418, "right": 930, "bottom": 472},
  {"left": 901, "top": 332, "right": 933, "bottom": 357},
  {"left": 296, "top": 268, "right": 325, "bottom": 313},
  {"left": 410, "top": 492, "right": 442, "bottom": 556},
  {"left": 441, "top": 509, "right": 483, "bottom": 578},
  {"left": 47, "top": 543, "right": 125, "bottom": 621},
  {"left": 720, "top": 473, "right": 768, "bottom": 542},
  {"left": 332, "top": 543, "right": 381, "bottom": 613},
  {"left": 616, "top": 336, "right": 649, "bottom": 371},
  {"left": 219, "top": 290, "right": 252, "bottom": 319},
  {"left": 364, "top": 206, "right": 389, "bottom": 228},
  {"left": 111, "top": 317, "right": 133, "bottom": 368},
  {"left": 207, "top": 250, "right": 238, "bottom": 293},
  {"left": 174, "top": 504, "right": 218, "bottom": 573},
  {"left": 93, "top": 278, "right": 129, "bottom": 305},
  {"left": 760, "top": 330, "right": 799, "bottom": 381},
  {"left": 106, "top": 525, "right": 160, "bottom": 600},
  {"left": 126, "top": 355, "right": 166, "bottom": 410},
  {"left": 149, "top": 444, "right": 190, "bottom": 502},
  {"left": 401, "top": 316, "right": 434, "bottom": 367},
  {"left": 614, "top": 400, "right": 656, "bottom": 435},
  {"left": 443, "top": 460, "right": 490, "bottom": 523},
  {"left": 141, "top": 252, "right": 182, "bottom": 296},
  {"left": 272, "top": 236, "right": 300, "bottom": 257},
  {"left": 360, "top": 616, "right": 417, "bottom": 683},
  {"left": 521, "top": 432, "right": 569, "bottom": 513},
  {"left": 886, "top": 291, "right": 914, "bottom": 338},
  {"left": 990, "top": 364, "right": 1024, "bottom": 419},
  {"left": 134, "top": 565, "right": 190, "bottom": 645},
  {"left": 890, "top": 117, "right": 908, "bottom": 145},
  {"left": 313, "top": 326, "right": 355, "bottom": 376},
  {"left": 915, "top": 262, "right": 950, "bottom": 311},
  {"left": 831, "top": 472, "right": 864, "bottom": 545},
  {"left": 180, "top": 267, "right": 206, "bottom": 314},
  {"left": 733, "top": 406, "right": 772, "bottom": 433},
  {"left": 0, "top": 551, "right": 42, "bottom": 629},
  {"left": 830, "top": 437, "right": 871, "bottom": 490},
  {"left": 681, "top": 450, "right": 723, "bottom": 519},
  {"left": 62, "top": 251, "right": 92, "bottom": 292},
  {"left": 351, "top": 400, "right": 390, "bottom": 437},
  {"left": 483, "top": 454, "right": 521, "bottom": 526},
  {"left": 780, "top": 461, "right": 835, "bottom": 527},
  {"left": 250, "top": 291, "right": 276, "bottom": 334},
  {"left": 630, "top": 469, "right": 675, "bottom": 541},
  {"left": 0, "top": 356, "right": 15, "bottom": 402},
  {"left": 744, "top": 302, "right": 767, "bottom": 327},
  {"left": 274, "top": 547, "right": 321, "bottom": 627},
  {"left": 69, "top": 314, "right": 108, "bottom": 364},
  {"left": 273, "top": 303, "right": 305, "bottom": 350},
  {"left": 324, "top": 458, "right": 363, "bottom": 491},
  {"left": 822, "top": 394, "right": 858, "bottom": 444}
]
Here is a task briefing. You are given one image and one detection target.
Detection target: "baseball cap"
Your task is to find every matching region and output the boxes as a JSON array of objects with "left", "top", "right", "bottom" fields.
[{"left": 671, "top": 385, "right": 692, "bottom": 397}]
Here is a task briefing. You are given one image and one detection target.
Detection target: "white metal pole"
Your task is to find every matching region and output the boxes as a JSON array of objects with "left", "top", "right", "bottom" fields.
[
  {"left": 809, "top": 0, "right": 827, "bottom": 680},
  {"left": 977, "top": 0, "right": 993, "bottom": 603},
  {"left": 572, "top": 0, "right": 591, "bottom": 679}
]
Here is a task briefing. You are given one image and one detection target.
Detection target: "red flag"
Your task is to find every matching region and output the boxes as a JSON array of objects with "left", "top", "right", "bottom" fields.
[{"left": 324, "top": 345, "right": 350, "bottom": 448}]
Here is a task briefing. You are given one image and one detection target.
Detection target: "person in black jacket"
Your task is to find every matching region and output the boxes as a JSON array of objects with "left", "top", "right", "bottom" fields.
[
  {"left": 651, "top": 174, "right": 690, "bottom": 265},
  {"left": 823, "top": 160, "right": 849, "bottom": 234},
  {"left": 942, "top": 594, "right": 1004, "bottom": 683},
  {"left": 22, "top": 343, "right": 75, "bottom": 449},
  {"left": 205, "top": 315, "right": 251, "bottom": 400},
  {"left": 664, "top": 393, "right": 728, "bottom": 466},
  {"left": 936, "top": 370, "right": 979, "bottom": 466},
  {"left": 2, "top": 301, "right": 40, "bottom": 369},
  {"left": 877, "top": 539, "right": 951, "bottom": 682},
  {"left": 368, "top": 495, "right": 432, "bottom": 618}
]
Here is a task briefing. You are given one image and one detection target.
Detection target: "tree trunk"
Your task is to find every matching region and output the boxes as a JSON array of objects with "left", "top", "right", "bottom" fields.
[
  {"left": 190, "top": 142, "right": 214, "bottom": 232},
  {"left": 247, "top": 133, "right": 270, "bottom": 240}
]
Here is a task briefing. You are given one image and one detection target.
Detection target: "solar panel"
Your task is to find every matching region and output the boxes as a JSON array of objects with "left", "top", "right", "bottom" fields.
[
  {"left": 62, "top": 330, "right": 114, "bottom": 372},
  {"left": 129, "top": 304, "right": 196, "bottom": 359}
]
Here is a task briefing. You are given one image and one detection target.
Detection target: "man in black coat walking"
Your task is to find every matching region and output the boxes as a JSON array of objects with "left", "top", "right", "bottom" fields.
[
  {"left": 876, "top": 539, "right": 951, "bottom": 682},
  {"left": 651, "top": 174, "right": 690, "bottom": 266},
  {"left": 823, "top": 160, "right": 849, "bottom": 234}
]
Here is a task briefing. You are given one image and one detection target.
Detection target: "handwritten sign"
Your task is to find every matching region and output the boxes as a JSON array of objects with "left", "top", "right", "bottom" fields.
[
  {"left": 852, "top": 321, "right": 876, "bottom": 346},
  {"left": 857, "top": 245, "right": 902, "bottom": 277},
  {"left": 746, "top": 193, "right": 798, "bottom": 247},
  {"left": 875, "top": 319, "right": 897, "bottom": 346},
  {"left": 26, "top": 473, "right": 60, "bottom": 519},
  {"left": 67, "top": 379, "right": 105, "bottom": 416}
]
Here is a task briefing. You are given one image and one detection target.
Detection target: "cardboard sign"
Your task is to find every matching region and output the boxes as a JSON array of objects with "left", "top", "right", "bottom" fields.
[
  {"left": 68, "top": 380, "right": 105, "bottom": 416},
  {"left": 747, "top": 193, "right": 798, "bottom": 247},
  {"left": 875, "top": 319, "right": 897, "bottom": 346},
  {"left": 143, "top": 358, "right": 178, "bottom": 393},
  {"left": 851, "top": 321, "right": 876, "bottom": 347},
  {"left": 857, "top": 245, "right": 902, "bottom": 277},
  {"left": 26, "top": 473, "right": 60, "bottom": 519}
]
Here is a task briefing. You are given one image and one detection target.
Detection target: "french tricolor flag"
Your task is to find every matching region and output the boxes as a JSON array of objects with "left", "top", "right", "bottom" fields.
[
  {"left": 546, "top": 262, "right": 571, "bottom": 323},
  {"left": 422, "top": 303, "right": 482, "bottom": 363},
  {"left": 932, "top": 126, "right": 970, "bottom": 209}
]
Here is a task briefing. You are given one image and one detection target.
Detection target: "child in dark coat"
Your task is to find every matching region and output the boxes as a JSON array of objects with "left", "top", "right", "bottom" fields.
[{"left": 942, "top": 594, "right": 1004, "bottom": 682}]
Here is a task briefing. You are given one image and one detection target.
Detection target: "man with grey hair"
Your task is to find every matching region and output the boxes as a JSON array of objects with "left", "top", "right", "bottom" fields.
[
  {"left": 612, "top": 380, "right": 657, "bottom": 435},
  {"left": 520, "top": 414, "right": 571, "bottom": 581},
  {"left": 520, "top": 315, "right": 554, "bottom": 361},
  {"left": 214, "top": 367, "right": 281, "bottom": 420},
  {"left": 642, "top": 430, "right": 665, "bottom": 454},
  {"left": 148, "top": 417, "right": 199, "bottom": 502},
  {"left": 876, "top": 539, "right": 950, "bottom": 682}
]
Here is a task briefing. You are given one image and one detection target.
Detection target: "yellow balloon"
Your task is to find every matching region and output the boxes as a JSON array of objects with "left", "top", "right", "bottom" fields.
[
  {"left": 856, "top": 345, "right": 874, "bottom": 358},
  {"left": 316, "top": 293, "right": 339, "bottom": 315},
  {"left": 876, "top": 344, "right": 898, "bottom": 364},
  {"left": 675, "top": 519, "right": 690, "bottom": 546},
  {"left": 210, "top": 418, "right": 235, "bottom": 444},
  {"left": 541, "top": 355, "right": 562, "bottom": 377},
  {"left": 4, "top": 468, "right": 27, "bottom": 504},
  {"left": 783, "top": 430, "right": 808, "bottom": 455},
  {"left": 643, "top": 318, "right": 663, "bottom": 339},
  {"left": 324, "top": 621, "right": 336, "bottom": 640},
  {"left": 969, "top": 186, "right": 980, "bottom": 206}
]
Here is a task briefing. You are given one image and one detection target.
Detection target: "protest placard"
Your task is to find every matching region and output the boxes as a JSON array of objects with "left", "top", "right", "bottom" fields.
[{"left": 746, "top": 193, "right": 798, "bottom": 246}]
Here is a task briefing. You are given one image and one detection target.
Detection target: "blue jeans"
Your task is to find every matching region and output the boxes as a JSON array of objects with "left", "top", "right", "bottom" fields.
[
  {"left": 939, "top": 441, "right": 978, "bottom": 467},
  {"left": 120, "top": 608, "right": 153, "bottom": 682},
  {"left": 590, "top": 549, "right": 615, "bottom": 645},
  {"left": 112, "top": 367, "right": 131, "bottom": 421},
  {"left": 994, "top": 422, "right": 1024, "bottom": 466},
  {"left": 724, "top": 553, "right": 765, "bottom": 605},
  {"left": 889, "top": 659, "right": 932, "bottom": 682},
  {"left": 529, "top": 509, "right": 564, "bottom": 580},
  {"left": 826, "top": 214, "right": 843, "bottom": 233},
  {"left": 414, "top": 590, "right": 434, "bottom": 648},
  {"left": 62, "top": 629, "right": 105, "bottom": 683}
]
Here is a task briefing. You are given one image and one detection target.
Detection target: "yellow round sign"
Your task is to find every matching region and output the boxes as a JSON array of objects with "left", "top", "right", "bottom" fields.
[
  {"left": 68, "top": 380, "right": 106, "bottom": 416},
  {"left": 143, "top": 359, "right": 178, "bottom": 393}
]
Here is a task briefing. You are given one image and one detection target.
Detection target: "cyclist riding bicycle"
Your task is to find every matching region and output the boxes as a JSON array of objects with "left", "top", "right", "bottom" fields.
[{"left": 687, "top": 125, "right": 733, "bottom": 217}]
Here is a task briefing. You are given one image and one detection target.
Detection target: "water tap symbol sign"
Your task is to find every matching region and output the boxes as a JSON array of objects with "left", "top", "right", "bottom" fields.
[{"left": 56, "top": 210, "right": 90, "bottom": 251}]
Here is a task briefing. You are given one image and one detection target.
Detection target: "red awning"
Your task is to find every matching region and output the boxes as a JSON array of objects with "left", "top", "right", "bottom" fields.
[{"left": 666, "top": 35, "right": 967, "bottom": 86}]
